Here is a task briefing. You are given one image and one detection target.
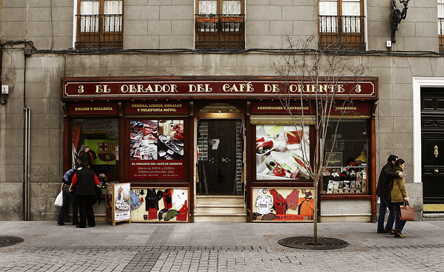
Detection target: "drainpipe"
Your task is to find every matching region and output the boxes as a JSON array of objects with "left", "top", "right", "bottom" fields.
[
  {"left": 24, "top": 107, "right": 31, "bottom": 220},
  {"left": 23, "top": 45, "right": 31, "bottom": 221}
]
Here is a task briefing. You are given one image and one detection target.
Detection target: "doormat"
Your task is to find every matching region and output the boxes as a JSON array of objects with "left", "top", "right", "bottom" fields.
[{"left": 424, "top": 204, "right": 444, "bottom": 212}]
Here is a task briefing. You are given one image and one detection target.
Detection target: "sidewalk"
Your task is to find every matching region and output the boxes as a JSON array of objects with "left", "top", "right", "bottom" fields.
[{"left": 1, "top": 220, "right": 444, "bottom": 271}]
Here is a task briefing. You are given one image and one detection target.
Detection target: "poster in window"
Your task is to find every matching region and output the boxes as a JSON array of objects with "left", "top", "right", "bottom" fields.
[
  {"left": 256, "top": 125, "right": 310, "bottom": 180},
  {"left": 130, "top": 187, "right": 189, "bottom": 223},
  {"left": 251, "top": 187, "right": 315, "bottom": 222},
  {"left": 130, "top": 120, "right": 184, "bottom": 180}
]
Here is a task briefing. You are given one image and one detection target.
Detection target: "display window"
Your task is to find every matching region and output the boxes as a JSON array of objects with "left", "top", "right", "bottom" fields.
[
  {"left": 322, "top": 120, "right": 369, "bottom": 194},
  {"left": 129, "top": 119, "right": 185, "bottom": 180},
  {"left": 255, "top": 124, "right": 310, "bottom": 180},
  {"left": 71, "top": 118, "right": 120, "bottom": 183}
]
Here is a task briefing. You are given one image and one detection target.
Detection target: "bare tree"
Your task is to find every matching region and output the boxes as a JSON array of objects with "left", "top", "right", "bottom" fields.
[{"left": 273, "top": 35, "right": 365, "bottom": 246}]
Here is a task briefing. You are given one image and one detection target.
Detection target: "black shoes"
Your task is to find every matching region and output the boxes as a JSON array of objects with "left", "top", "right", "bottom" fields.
[{"left": 57, "top": 223, "right": 65, "bottom": 226}]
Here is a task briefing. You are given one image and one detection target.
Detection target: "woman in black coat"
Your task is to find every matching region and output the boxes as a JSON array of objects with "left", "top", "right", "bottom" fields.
[{"left": 70, "top": 161, "right": 100, "bottom": 228}]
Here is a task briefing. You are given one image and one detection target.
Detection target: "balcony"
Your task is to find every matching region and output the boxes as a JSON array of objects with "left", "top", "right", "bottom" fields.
[
  {"left": 318, "top": 15, "right": 365, "bottom": 51},
  {"left": 195, "top": 14, "right": 245, "bottom": 50},
  {"left": 439, "top": 18, "right": 444, "bottom": 52},
  {"left": 76, "top": 14, "right": 123, "bottom": 49}
]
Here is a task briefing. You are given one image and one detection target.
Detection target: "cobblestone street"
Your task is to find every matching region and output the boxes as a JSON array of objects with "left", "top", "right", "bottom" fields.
[{"left": 1, "top": 221, "right": 444, "bottom": 271}]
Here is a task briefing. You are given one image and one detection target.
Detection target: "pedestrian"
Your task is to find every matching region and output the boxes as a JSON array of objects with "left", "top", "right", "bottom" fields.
[
  {"left": 390, "top": 159, "right": 409, "bottom": 238},
  {"left": 376, "top": 154, "right": 405, "bottom": 234},
  {"left": 57, "top": 167, "right": 79, "bottom": 226},
  {"left": 70, "top": 161, "right": 100, "bottom": 228}
]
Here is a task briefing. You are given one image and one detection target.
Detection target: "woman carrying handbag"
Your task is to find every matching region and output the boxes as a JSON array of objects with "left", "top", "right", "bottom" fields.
[{"left": 390, "top": 159, "right": 409, "bottom": 238}]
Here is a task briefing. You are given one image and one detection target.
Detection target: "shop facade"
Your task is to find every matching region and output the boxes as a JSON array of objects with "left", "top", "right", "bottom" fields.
[
  {"left": 2, "top": 0, "right": 441, "bottom": 222},
  {"left": 61, "top": 76, "right": 378, "bottom": 223}
]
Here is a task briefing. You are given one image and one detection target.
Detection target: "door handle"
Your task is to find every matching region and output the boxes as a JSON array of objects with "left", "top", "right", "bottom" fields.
[
  {"left": 434, "top": 168, "right": 439, "bottom": 174},
  {"left": 434, "top": 145, "right": 439, "bottom": 158},
  {"left": 221, "top": 157, "right": 230, "bottom": 163}
]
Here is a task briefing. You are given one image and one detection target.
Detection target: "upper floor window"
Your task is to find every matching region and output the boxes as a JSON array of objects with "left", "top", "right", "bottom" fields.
[
  {"left": 439, "top": 0, "right": 444, "bottom": 52},
  {"left": 318, "top": 0, "right": 365, "bottom": 50},
  {"left": 195, "top": 0, "right": 245, "bottom": 50},
  {"left": 76, "top": 0, "right": 124, "bottom": 49}
]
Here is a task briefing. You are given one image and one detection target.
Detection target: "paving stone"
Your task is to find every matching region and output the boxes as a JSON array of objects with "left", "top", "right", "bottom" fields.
[{"left": 2, "top": 221, "right": 444, "bottom": 271}]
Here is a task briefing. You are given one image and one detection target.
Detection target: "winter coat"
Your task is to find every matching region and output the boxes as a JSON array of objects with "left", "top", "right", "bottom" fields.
[
  {"left": 391, "top": 166, "right": 409, "bottom": 203},
  {"left": 376, "top": 161, "right": 400, "bottom": 199}
]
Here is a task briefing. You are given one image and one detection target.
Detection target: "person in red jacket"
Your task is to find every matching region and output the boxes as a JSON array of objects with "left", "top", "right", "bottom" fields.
[{"left": 70, "top": 161, "right": 100, "bottom": 228}]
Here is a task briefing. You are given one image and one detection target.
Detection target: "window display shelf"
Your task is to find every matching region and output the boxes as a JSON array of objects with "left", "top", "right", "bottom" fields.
[{"left": 322, "top": 165, "right": 368, "bottom": 194}]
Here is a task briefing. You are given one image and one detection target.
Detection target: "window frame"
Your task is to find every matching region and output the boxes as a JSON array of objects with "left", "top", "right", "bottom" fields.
[
  {"left": 318, "top": 0, "right": 366, "bottom": 50},
  {"left": 438, "top": 0, "right": 444, "bottom": 52},
  {"left": 196, "top": 0, "right": 244, "bottom": 16},
  {"left": 75, "top": 0, "right": 124, "bottom": 49},
  {"left": 195, "top": 0, "right": 245, "bottom": 50}
]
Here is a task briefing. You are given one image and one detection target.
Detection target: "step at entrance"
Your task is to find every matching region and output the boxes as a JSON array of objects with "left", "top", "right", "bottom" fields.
[
  {"left": 194, "top": 195, "right": 246, "bottom": 222},
  {"left": 424, "top": 204, "right": 444, "bottom": 213}
]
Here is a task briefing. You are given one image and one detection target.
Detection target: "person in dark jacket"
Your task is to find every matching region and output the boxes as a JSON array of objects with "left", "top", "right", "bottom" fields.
[
  {"left": 376, "top": 155, "right": 405, "bottom": 234},
  {"left": 57, "top": 167, "right": 79, "bottom": 226},
  {"left": 70, "top": 161, "right": 100, "bottom": 228}
]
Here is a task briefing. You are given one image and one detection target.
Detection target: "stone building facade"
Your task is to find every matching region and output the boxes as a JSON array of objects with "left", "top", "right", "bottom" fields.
[{"left": 0, "top": 0, "right": 442, "bottom": 222}]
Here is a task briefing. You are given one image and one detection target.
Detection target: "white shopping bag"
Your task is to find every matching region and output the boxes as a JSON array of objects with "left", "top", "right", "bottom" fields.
[{"left": 54, "top": 190, "right": 63, "bottom": 206}]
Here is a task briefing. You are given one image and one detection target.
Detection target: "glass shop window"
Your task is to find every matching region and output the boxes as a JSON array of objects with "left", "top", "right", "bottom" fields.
[
  {"left": 255, "top": 124, "right": 310, "bottom": 181},
  {"left": 71, "top": 118, "right": 120, "bottom": 183},
  {"left": 129, "top": 119, "right": 185, "bottom": 181},
  {"left": 322, "top": 120, "right": 368, "bottom": 194}
]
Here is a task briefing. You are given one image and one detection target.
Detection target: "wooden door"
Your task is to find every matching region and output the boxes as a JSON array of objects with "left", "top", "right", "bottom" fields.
[
  {"left": 421, "top": 88, "right": 444, "bottom": 205},
  {"left": 199, "top": 120, "right": 238, "bottom": 195}
]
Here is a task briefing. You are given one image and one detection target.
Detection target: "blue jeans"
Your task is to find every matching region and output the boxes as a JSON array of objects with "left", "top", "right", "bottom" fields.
[
  {"left": 377, "top": 197, "right": 396, "bottom": 231},
  {"left": 393, "top": 202, "right": 407, "bottom": 233},
  {"left": 57, "top": 187, "right": 79, "bottom": 225}
]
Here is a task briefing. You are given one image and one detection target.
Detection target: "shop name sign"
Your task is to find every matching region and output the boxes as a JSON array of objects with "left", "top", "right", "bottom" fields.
[
  {"left": 62, "top": 78, "right": 377, "bottom": 99},
  {"left": 125, "top": 102, "right": 189, "bottom": 114}
]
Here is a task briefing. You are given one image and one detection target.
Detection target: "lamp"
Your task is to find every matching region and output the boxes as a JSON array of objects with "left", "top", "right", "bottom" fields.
[{"left": 391, "top": 0, "right": 410, "bottom": 43}]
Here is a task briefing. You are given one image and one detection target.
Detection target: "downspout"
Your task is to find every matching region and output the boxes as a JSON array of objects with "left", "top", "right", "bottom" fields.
[
  {"left": 24, "top": 108, "right": 31, "bottom": 220},
  {"left": 23, "top": 47, "right": 31, "bottom": 221}
]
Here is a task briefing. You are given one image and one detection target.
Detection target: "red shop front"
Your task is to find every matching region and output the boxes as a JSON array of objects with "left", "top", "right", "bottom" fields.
[{"left": 61, "top": 76, "right": 378, "bottom": 223}]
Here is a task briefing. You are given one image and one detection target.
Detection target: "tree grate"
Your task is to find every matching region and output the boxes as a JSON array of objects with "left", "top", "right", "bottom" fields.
[
  {"left": 278, "top": 236, "right": 349, "bottom": 250},
  {"left": 0, "top": 236, "right": 24, "bottom": 248}
]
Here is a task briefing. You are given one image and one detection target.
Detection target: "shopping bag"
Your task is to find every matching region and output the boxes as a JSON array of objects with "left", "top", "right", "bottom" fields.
[
  {"left": 54, "top": 190, "right": 63, "bottom": 206},
  {"left": 399, "top": 201, "right": 414, "bottom": 221}
]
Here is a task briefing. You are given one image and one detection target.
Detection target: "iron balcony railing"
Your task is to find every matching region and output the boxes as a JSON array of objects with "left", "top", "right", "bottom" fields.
[
  {"left": 76, "top": 14, "right": 124, "bottom": 49},
  {"left": 439, "top": 18, "right": 444, "bottom": 52},
  {"left": 318, "top": 15, "right": 365, "bottom": 51},
  {"left": 195, "top": 14, "right": 245, "bottom": 50}
]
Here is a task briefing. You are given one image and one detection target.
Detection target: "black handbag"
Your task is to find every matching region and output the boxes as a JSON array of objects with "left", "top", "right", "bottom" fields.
[{"left": 398, "top": 201, "right": 414, "bottom": 221}]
